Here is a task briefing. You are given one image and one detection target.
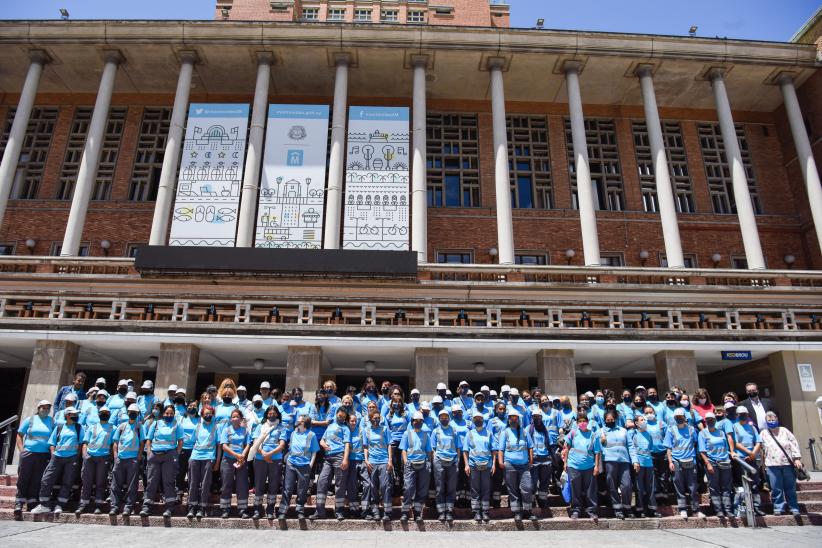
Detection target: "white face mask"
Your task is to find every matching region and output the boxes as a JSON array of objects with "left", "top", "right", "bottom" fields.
[{"left": 697, "top": 398, "right": 706, "bottom": 405}]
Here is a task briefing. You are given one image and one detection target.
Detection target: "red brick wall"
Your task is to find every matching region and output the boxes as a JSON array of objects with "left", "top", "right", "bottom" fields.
[{"left": 0, "top": 91, "right": 813, "bottom": 270}]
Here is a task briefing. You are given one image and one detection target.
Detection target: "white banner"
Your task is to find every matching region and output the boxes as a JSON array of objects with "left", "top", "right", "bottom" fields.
[
  {"left": 342, "top": 106, "right": 410, "bottom": 250},
  {"left": 169, "top": 103, "right": 249, "bottom": 247},
  {"left": 255, "top": 104, "right": 330, "bottom": 249}
]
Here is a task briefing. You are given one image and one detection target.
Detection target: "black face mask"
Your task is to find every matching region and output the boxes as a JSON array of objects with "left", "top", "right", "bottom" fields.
[
  {"left": 747, "top": 390, "right": 759, "bottom": 399},
  {"left": 141, "top": 389, "right": 151, "bottom": 395},
  {"left": 128, "top": 412, "right": 139, "bottom": 420},
  {"left": 606, "top": 404, "right": 616, "bottom": 411},
  {"left": 187, "top": 408, "right": 197, "bottom": 415},
  {"left": 254, "top": 401, "right": 262, "bottom": 409},
  {"left": 222, "top": 397, "right": 232, "bottom": 405},
  {"left": 675, "top": 417, "right": 686, "bottom": 425},
  {"left": 175, "top": 397, "right": 185, "bottom": 405},
  {"left": 118, "top": 387, "right": 128, "bottom": 396},
  {"left": 623, "top": 397, "right": 631, "bottom": 404},
  {"left": 99, "top": 414, "right": 110, "bottom": 422},
  {"left": 203, "top": 415, "right": 213, "bottom": 423},
  {"left": 648, "top": 394, "right": 658, "bottom": 403},
  {"left": 706, "top": 420, "right": 716, "bottom": 428},
  {"left": 605, "top": 421, "right": 616, "bottom": 428},
  {"left": 666, "top": 400, "right": 676, "bottom": 407},
  {"left": 726, "top": 411, "right": 737, "bottom": 419},
  {"left": 96, "top": 400, "right": 105, "bottom": 407},
  {"left": 96, "top": 383, "right": 106, "bottom": 389},
  {"left": 381, "top": 387, "right": 389, "bottom": 395}
]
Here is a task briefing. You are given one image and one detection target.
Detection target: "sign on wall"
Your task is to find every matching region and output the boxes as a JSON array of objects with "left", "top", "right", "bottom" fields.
[
  {"left": 342, "top": 106, "right": 410, "bottom": 250},
  {"left": 169, "top": 103, "right": 249, "bottom": 247},
  {"left": 798, "top": 363, "right": 816, "bottom": 392},
  {"left": 255, "top": 104, "right": 330, "bottom": 249}
]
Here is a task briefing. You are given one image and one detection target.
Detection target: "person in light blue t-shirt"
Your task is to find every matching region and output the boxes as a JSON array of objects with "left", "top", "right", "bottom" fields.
[
  {"left": 279, "top": 414, "right": 320, "bottom": 519},
  {"left": 728, "top": 406, "right": 765, "bottom": 516},
  {"left": 629, "top": 414, "right": 661, "bottom": 518},
  {"left": 186, "top": 404, "right": 219, "bottom": 519},
  {"left": 664, "top": 407, "right": 704, "bottom": 518},
  {"left": 250, "top": 405, "right": 287, "bottom": 520},
  {"left": 496, "top": 408, "right": 536, "bottom": 523},
  {"left": 362, "top": 409, "right": 394, "bottom": 522},
  {"left": 562, "top": 412, "right": 602, "bottom": 521},
  {"left": 399, "top": 411, "right": 432, "bottom": 523},
  {"left": 110, "top": 403, "right": 143, "bottom": 516},
  {"left": 699, "top": 411, "right": 733, "bottom": 517},
  {"left": 76, "top": 407, "right": 114, "bottom": 515},
  {"left": 313, "top": 406, "right": 351, "bottom": 521},
  {"left": 140, "top": 404, "right": 183, "bottom": 518},
  {"left": 432, "top": 408, "right": 461, "bottom": 522},
  {"left": 219, "top": 408, "right": 251, "bottom": 519},
  {"left": 599, "top": 410, "right": 632, "bottom": 519},
  {"left": 31, "top": 406, "right": 82, "bottom": 516},
  {"left": 464, "top": 409, "right": 494, "bottom": 523},
  {"left": 14, "top": 400, "right": 54, "bottom": 516}
]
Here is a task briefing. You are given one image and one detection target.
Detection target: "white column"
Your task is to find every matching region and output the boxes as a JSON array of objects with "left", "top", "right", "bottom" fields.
[
  {"left": 411, "top": 56, "right": 428, "bottom": 263},
  {"left": 323, "top": 55, "right": 349, "bottom": 250},
  {"left": 709, "top": 70, "right": 765, "bottom": 270},
  {"left": 149, "top": 52, "right": 196, "bottom": 245},
  {"left": 236, "top": 53, "right": 273, "bottom": 248},
  {"left": 565, "top": 63, "right": 600, "bottom": 266},
  {"left": 779, "top": 74, "right": 822, "bottom": 258},
  {"left": 489, "top": 58, "right": 514, "bottom": 265},
  {"left": 60, "top": 52, "right": 121, "bottom": 257},
  {"left": 0, "top": 51, "right": 48, "bottom": 228},
  {"left": 637, "top": 66, "right": 685, "bottom": 268}
]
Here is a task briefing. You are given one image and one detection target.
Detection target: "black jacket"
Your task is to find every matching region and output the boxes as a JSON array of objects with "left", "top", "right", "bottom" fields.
[{"left": 739, "top": 397, "right": 777, "bottom": 429}]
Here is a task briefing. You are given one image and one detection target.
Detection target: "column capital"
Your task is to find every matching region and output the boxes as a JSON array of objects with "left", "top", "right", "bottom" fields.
[
  {"left": 486, "top": 56, "right": 507, "bottom": 72},
  {"left": 410, "top": 53, "right": 430, "bottom": 69},
  {"left": 176, "top": 49, "right": 201, "bottom": 66},
  {"left": 700, "top": 65, "right": 731, "bottom": 82},
  {"left": 331, "top": 51, "right": 354, "bottom": 68},
  {"left": 101, "top": 49, "right": 125, "bottom": 66},
  {"left": 28, "top": 49, "right": 52, "bottom": 65},
  {"left": 255, "top": 50, "right": 276, "bottom": 66},
  {"left": 634, "top": 63, "right": 656, "bottom": 78},
  {"left": 562, "top": 59, "right": 585, "bottom": 75}
]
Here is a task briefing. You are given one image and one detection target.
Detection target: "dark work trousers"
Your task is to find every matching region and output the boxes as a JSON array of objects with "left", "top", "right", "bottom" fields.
[
  {"left": 315, "top": 452, "right": 349, "bottom": 516},
  {"left": 176, "top": 448, "right": 191, "bottom": 493},
  {"left": 253, "top": 459, "right": 282, "bottom": 508},
  {"left": 344, "top": 460, "right": 366, "bottom": 513},
  {"left": 531, "top": 455, "right": 553, "bottom": 505},
  {"left": 39, "top": 454, "right": 79, "bottom": 505},
  {"left": 491, "top": 461, "right": 505, "bottom": 507},
  {"left": 673, "top": 459, "right": 699, "bottom": 513},
  {"left": 220, "top": 458, "right": 249, "bottom": 511},
  {"left": 604, "top": 461, "right": 632, "bottom": 513},
  {"left": 504, "top": 463, "right": 533, "bottom": 515},
  {"left": 433, "top": 458, "right": 458, "bottom": 513},
  {"left": 568, "top": 466, "right": 598, "bottom": 516},
  {"left": 110, "top": 457, "right": 140, "bottom": 510},
  {"left": 187, "top": 459, "right": 213, "bottom": 507},
  {"left": 634, "top": 465, "right": 657, "bottom": 513},
  {"left": 390, "top": 441, "right": 404, "bottom": 492},
  {"left": 280, "top": 462, "right": 311, "bottom": 515},
  {"left": 15, "top": 451, "right": 50, "bottom": 507},
  {"left": 144, "top": 450, "right": 178, "bottom": 505},
  {"left": 79, "top": 454, "right": 111, "bottom": 505},
  {"left": 365, "top": 463, "right": 393, "bottom": 514},
  {"left": 469, "top": 466, "right": 491, "bottom": 514},
  {"left": 402, "top": 460, "right": 431, "bottom": 514},
  {"left": 653, "top": 452, "right": 670, "bottom": 496},
  {"left": 706, "top": 461, "right": 733, "bottom": 515}
]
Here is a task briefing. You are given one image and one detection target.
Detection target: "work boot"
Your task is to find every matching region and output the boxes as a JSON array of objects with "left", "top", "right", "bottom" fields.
[
  {"left": 13, "top": 503, "right": 23, "bottom": 519},
  {"left": 163, "top": 503, "right": 174, "bottom": 518},
  {"left": 266, "top": 504, "right": 275, "bottom": 519},
  {"left": 139, "top": 504, "right": 150, "bottom": 517},
  {"left": 187, "top": 505, "right": 196, "bottom": 519},
  {"left": 74, "top": 503, "right": 87, "bottom": 517},
  {"left": 252, "top": 505, "right": 262, "bottom": 519},
  {"left": 473, "top": 511, "right": 482, "bottom": 523}
]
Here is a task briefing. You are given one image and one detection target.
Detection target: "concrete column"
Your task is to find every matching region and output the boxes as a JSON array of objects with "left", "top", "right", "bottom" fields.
[
  {"left": 236, "top": 52, "right": 273, "bottom": 247},
  {"left": 153, "top": 343, "right": 199, "bottom": 400},
  {"left": 285, "top": 346, "right": 322, "bottom": 404},
  {"left": 414, "top": 348, "right": 448, "bottom": 402},
  {"left": 20, "top": 340, "right": 79, "bottom": 423},
  {"left": 323, "top": 55, "right": 350, "bottom": 250},
  {"left": 488, "top": 58, "right": 515, "bottom": 265},
  {"left": 60, "top": 51, "right": 122, "bottom": 256},
  {"left": 0, "top": 50, "right": 49, "bottom": 228},
  {"left": 637, "top": 65, "right": 685, "bottom": 268},
  {"left": 767, "top": 350, "right": 822, "bottom": 463},
  {"left": 654, "top": 350, "right": 698, "bottom": 394},
  {"left": 565, "top": 63, "right": 600, "bottom": 266},
  {"left": 536, "top": 349, "right": 577, "bottom": 405},
  {"left": 709, "top": 70, "right": 765, "bottom": 270},
  {"left": 149, "top": 52, "right": 196, "bottom": 245},
  {"left": 411, "top": 56, "right": 428, "bottom": 263},
  {"left": 779, "top": 74, "right": 822, "bottom": 258}
]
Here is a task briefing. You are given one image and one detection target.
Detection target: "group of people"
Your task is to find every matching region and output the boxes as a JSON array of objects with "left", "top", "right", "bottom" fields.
[{"left": 14, "top": 372, "right": 809, "bottom": 524}]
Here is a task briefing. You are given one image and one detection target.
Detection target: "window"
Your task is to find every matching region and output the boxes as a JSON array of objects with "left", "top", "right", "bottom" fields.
[
  {"left": 125, "top": 243, "right": 144, "bottom": 258},
  {"left": 515, "top": 253, "right": 548, "bottom": 265},
  {"left": 301, "top": 7, "right": 319, "bottom": 20},
  {"left": 50, "top": 242, "right": 89, "bottom": 257},
  {"left": 698, "top": 123, "right": 762, "bottom": 215},
  {"left": 57, "top": 107, "right": 127, "bottom": 201},
  {"left": 427, "top": 113, "right": 480, "bottom": 207},
  {"left": 0, "top": 243, "right": 15, "bottom": 255},
  {"left": 507, "top": 115, "right": 552, "bottom": 209},
  {"left": 381, "top": 9, "right": 398, "bottom": 22},
  {"left": 564, "top": 118, "right": 624, "bottom": 211},
  {"left": 731, "top": 256, "right": 749, "bottom": 269},
  {"left": 660, "top": 253, "right": 697, "bottom": 268},
  {"left": 437, "top": 251, "right": 473, "bottom": 264},
  {"left": 632, "top": 120, "right": 694, "bottom": 213},
  {"left": 129, "top": 107, "right": 171, "bottom": 201},
  {"left": 599, "top": 253, "right": 624, "bottom": 267},
  {"left": 0, "top": 107, "right": 59, "bottom": 200},
  {"left": 328, "top": 8, "right": 345, "bottom": 20},
  {"left": 407, "top": 10, "right": 425, "bottom": 23},
  {"left": 354, "top": 9, "right": 372, "bottom": 21}
]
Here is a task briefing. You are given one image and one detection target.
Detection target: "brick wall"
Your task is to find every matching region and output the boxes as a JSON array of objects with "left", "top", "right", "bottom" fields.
[{"left": 0, "top": 90, "right": 815, "bottom": 269}]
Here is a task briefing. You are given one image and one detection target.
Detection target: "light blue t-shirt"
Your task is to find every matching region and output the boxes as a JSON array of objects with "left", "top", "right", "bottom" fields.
[
  {"left": 663, "top": 424, "right": 697, "bottom": 461},
  {"left": 321, "top": 421, "right": 351, "bottom": 456},
  {"left": 147, "top": 419, "right": 183, "bottom": 452},
  {"left": 83, "top": 422, "right": 114, "bottom": 457},
  {"left": 600, "top": 426, "right": 631, "bottom": 463},
  {"left": 399, "top": 428, "right": 431, "bottom": 462},
  {"left": 565, "top": 429, "right": 601, "bottom": 471},
  {"left": 530, "top": 427, "right": 551, "bottom": 457},
  {"left": 49, "top": 422, "right": 82, "bottom": 457},
  {"left": 112, "top": 421, "right": 141, "bottom": 459},
  {"left": 730, "top": 421, "right": 761, "bottom": 451},
  {"left": 180, "top": 415, "right": 200, "bottom": 450},
  {"left": 698, "top": 427, "right": 730, "bottom": 463},
  {"left": 645, "top": 420, "right": 668, "bottom": 453},
  {"left": 309, "top": 404, "right": 335, "bottom": 438},
  {"left": 464, "top": 427, "right": 493, "bottom": 468},
  {"left": 287, "top": 429, "right": 319, "bottom": 467},
  {"left": 431, "top": 424, "right": 461, "bottom": 462},
  {"left": 220, "top": 425, "right": 249, "bottom": 460},
  {"left": 190, "top": 421, "right": 219, "bottom": 461},
  {"left": 386, "top": 412, "right": 410, "bottom": 443},
  {"left": 349, "top": 423, "right": 364, "bottom": 462},
  {"left": 629, "top": 429, "right": 655, "bottom": 467},
  {"left": 363, "top": 424, "right": 391, "bottom": 465},
  {"left": 496, "top": 427, "right": 533, "bottom": 466},
  {"left": 251, "top": 422, "right": 286, "bottom": 461},
  {"left": 18, "top": 414, "right": 54, "bottom": 453}
]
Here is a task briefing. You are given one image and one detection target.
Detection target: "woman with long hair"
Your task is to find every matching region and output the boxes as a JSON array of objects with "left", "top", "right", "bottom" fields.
[
  {"left": 186, "top": 404, "right": 219, "bottom": 519},
  {"left": 249, "top": 404, "right": 286, "bottom": 519},
  {"left": 562, "top": 412, "right": 602, "bottom": 521},
  {"left": 312, "top": 406, "right": 351, "bottom": 520},
  {"left": 496, "top": 408, "right": 536, "bottom": 523},
  {"left": 140, "top": 404, "right": 183, "bottom": 517},
  {"left": 219, "top": 408, "right": 251, "bottom": 518}
]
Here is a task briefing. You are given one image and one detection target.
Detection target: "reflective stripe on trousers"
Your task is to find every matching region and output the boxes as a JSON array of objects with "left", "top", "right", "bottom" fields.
[{"left": 503, "top": 463, "right": 533, "bottom": 513}]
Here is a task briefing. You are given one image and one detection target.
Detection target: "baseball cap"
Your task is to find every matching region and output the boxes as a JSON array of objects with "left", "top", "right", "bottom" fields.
[
  {"left": 673, "top": 408, "right": 686, "bottom": 417},
  {"left": 458, "top": 380, "right": 469, "bottom": 387},
  {"left": 432, "top": 395, "right": 443, "bottom": 404},
  {"left": 252, "top": 394, "right": 263, "bottom": 402},
  {"left": 635, "top": 385, "right": 646, "bottom": 391},
  {"left": 411, "top": 388, "right": 420, "bottom": 396},
  {"left": 64, "top": 406, "right": 79, "bottom": 415},
  {"left": 481, "top": 385, "right": 490, "bottom": 392},
  {"left": 445, "top": 389, "right": 453, "bottom": 396},
  {"left": 489, "top": 390, "right": 498, "bottom": 397},
  {"left": 412, "top": 412, "right": 423, "bottom": 420},
  {"left": 736, "top": 406, "right": 749, "bottom": 414},
  {"left": 508, "top": 408, "right": 522, "bottom": 417},
  {"left": 724, "top": 402, "right": 736, "bottom": 410},
  {"left": 127, "top": 403, "right": 140, "bottom": 412},
  {"left": 37, "top": 399, "right": 51, "bottom": 407},
  {"left": 436, "top": 382, "right": 447, "bottom": 390},
  {"left": 472, "top": 409, "right": 484, "bottom": 419},
  {"left": 531, "top": 409, "right": 543, "bottom": 418},
  {"left": 420, "top": 401, "right": 431, "bottom": 410},
  {"left": 501, "top": 385, "right": 511, "bottom": 393},
  {"left": 260, "top": 381, "right": 271, "bottom": 389},
  {"left": 237, "top": 385, "right": 247, "bottom": 392},
  {"left": 168, "top": 384, "right": 178, "bottom": 392},
  {"left": 438, "top": 408, "right": 450, "bottom": 416},
  {"left": 117, "top": 379, "right": 128, "bottom": 387},
  {"left": 704, "top": 412, "right": 716, "bottom": 419},
  {"left": 64, "top": 392, "right": 77, "bottom": 401},
  {"left": 95, "top": 377, "right": 106, "bottom": 385},
  {"left": 126, "top": 391, "right": 137, "bottom": 400},
  {"left": 96, "top": 390, "right": 109, "bottom": 398},
  {"left": 175, "top": 388, "right": 186, "bottom": 395},
  {"left": 141, "top": 380, "right": 153, "bottom": 389},
  {"left": 509, "top": 388, "right": 519, "bottom": 396}
]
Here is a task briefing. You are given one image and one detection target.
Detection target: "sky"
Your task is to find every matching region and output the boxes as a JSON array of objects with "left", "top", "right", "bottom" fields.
[{"left": 3, "top": 0, "right": 820, "bottom": 42}]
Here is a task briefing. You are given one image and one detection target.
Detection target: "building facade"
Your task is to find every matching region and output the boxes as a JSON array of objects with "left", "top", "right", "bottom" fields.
[{"left": 0, "top": 1, "right": 821, "bottom": 462}]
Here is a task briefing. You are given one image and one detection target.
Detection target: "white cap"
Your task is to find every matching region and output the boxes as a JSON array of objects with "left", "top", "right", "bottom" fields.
[
  {"left": 509, "top": 388, "right": 519, "bottom": 396},
  {"left": 481, "top": 385, "right": 490, "bottom": 392},
  {"left": 98, "top": 390, "right": 110, "bottom": 398},
  {"left": 584, "top": 391, "right": 595, "bottom": 398},
  {"left": 673, "top": 408, "right": 686, "bottom": 417},
  {"left": 471, "top": 410, "right": 484, "bottom": 419},
  {"left": 260, "top": 381, "right": 271, "bottom": 389},
  {"left": 704, "top": 412, "right": 716, "bottom": 419},
  {"left": 98, "top": 407, "right": 111, "bottom": 414},
  {"left": 95, "top": 377, "right": 106, "bottom": 384},
  {"left": 736, "top": 406, "right": 749, "bottom": 414},
  {"left": 64, "top": 406, "right": 79, "bottom": 415},
  {"left": 117, "top": 379, "right": 128, "bottom": 387},
  {"left": 411, "top": 389, "right": 420, "bottom": 396},
  {"left": 141, "top": 380, "right": 153, "bottom": 389},
  {"left": 724, "top": 402, "right": 736, "bottom": 410},
  {"left": 438, "top": 408, "right": 450, "bottom": 417},
  {"left": 458, "top": 380, "right": 469, "bottom": 387},
  {"left": 452, "top": 406, "right": 463, "bottom": 414},
  {"left": 531, "top": 409, "right": 543, "bottom": 418},
  {"left": 37, "top": 399, "right": 51, "bottom": 407},
  {"left": 436, "top": 382, "right": 447, "bottom": 390},
  {"left": 127, "top": 403, "right": 140, "bottom": 412},
  {"left": 489, "top": 390, "right": 498, "bottom": 397},
  {"left": 445, "top": 389, "right": 453, "bottom": 396},
  {"left": 126, "top": 379, "right": 134, "bottom": 385},
  {"left": 508, "top": 408, "right": 522, "bottom": 418},
  {"left": 420, "top": 401, "right": 431, "bottom": 410},
  {"left": 501, "top": 385, "right": 511, "bottom": 393},
  {"left": 168, "top": 384, "right": 178, "bottom": 392},
  {"left": 432, "top": 395, "right": 443, "bottom": 404},
  {"left": 237, "top": 385, "right": 247, "bottom": 392},
  {"left": 252, "top": 394, "right": 263, "bottom": 402},
  {"left": 87, "top": 386, "right": 99, "bottom": 394},
  {"left": 176, "top": 388, "right": 186, "bottom": 395},
  {"left": 64, "top": 392, "right": 77, "bottom": 401},
  {"left": 412, "top": 412, "right": 424, "bottom": 420},
  {"left": 466, "top": 390, "right": 473, "bottom": 396},
  {"left": 126, "top": 391, "right": 137, "bottom": 400},
  {"left": 635, "top": 385, "right": 646, "bottom": 391}
]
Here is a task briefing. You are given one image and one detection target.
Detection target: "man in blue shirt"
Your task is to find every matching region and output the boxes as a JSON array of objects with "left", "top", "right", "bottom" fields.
[
  {"left": 31, "top": 406, "right": 82, "bottom": 515},
  {"left": 53, "top": 372, "right": 87, "bottom": 415}
]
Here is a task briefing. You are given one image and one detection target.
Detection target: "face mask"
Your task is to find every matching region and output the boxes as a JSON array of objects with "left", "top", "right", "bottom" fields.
[
  {"left": 381, "top": 387, "right": 389, "bottom": 395},
  {"left": 666, "top": 400, "right": 676, "bottom": 407},
  {"left": 473, "top": 419, "right": 483, "bottom": 428},
  {"left": 606, "top": 404, "right": 616, "bottom": 411},
  {"left": 411, "top": 394, "right": 419, "bottom": 402},
  {"left": 541, "top": 403, "right": 550, "bottom": 410},
  {"left": 293, "top": 395, "right": 302, "bottom": 403},
  {"left": 152, "top": 410, "right": 160, "bottom": 418},
  {"left": 38, "top": 408, "right": 50, "bottom": 417},
  {"left": 645, "top": 413, "right": 655, "bottom": 421},
  {"left": 163, "top": 416, "right": 174, "bottom": 423},
  {"left": 766, "top": 419, "right": 778, "bottom": 428},
  {"left": 96, "top": 383, "right": 106, "bottom": 389},
  {"left": 577, "top": 421, "right": 588, "bottom": 431},
  {"left": 674, "top": 416, "right": 685, "bottom": 425},
  {"left": 562, "top": 404, "right": 571, "bottom": 411},
  {"left": 634, "top": 401, "right": 643, "bottom": 408},
  {"left": 128, "top": 412, "right": 139, "bottom": 420},
  {"left": 187, "top": 408, "right": 197, "bottom": 416},
  {"left": 605, "top": 421, "right": 616, "bottom": 428},
  {"left": 97, "top": 400, "right": 105, "bottom": 407},
  {"left": 392, "top": 403, "right": 401, "bottom": 410},
  {"left": 581, "top": 401, "right": 590, "bottom": 409},
  {"left": 697, "top": 398, "right": 706, "bottom": 405},
  {"left": 681, "top": 400, "right": 690, "bottom": 408},
  {"left": 496, "top": 411, "right": 506, "bottom": 418},
  {"left": 268, "top": 416, "right": 278, "bottom": 423},
  {"left": 623, "top": 397, "right": 631, "bottom": 404},
  {"left": 715, "top": 414, "right": 725, "bottom": 421},
  {"left": 748, "top": 391, "right": 759, "bottom": 399},
  {"left": 648, "top": 394, "right": 658, "bottom": 403},
  {"left": 412, "top": 420, "right": 422, "bottom": 429},
  {"left": 440, "top": 418, "right": 449, "bottom": 426},
  {"left": 596, "top": 397, "right": 604, "bottom": 405},
  {"left": 254, "top": 401, "right": 262, "bottom": 409},
  {"left": 706, "top": 419, "right": 716, "bottom": 428},
  {"left": 203, "top": 415, "right": 213, "bottom": 423},
  {"left": 99, "top": 414, "right": 110, "bottom": 422},
  {"left": 175, "top": 397, "right": 185, "bottom": 405},
  {"left": 141, "top": 389, "right": 151, "bottom": 395},
  {"left": 222, "top": 397, "right": 232, "bottom": 405},
  {"left": 118, "top": 387, "right": 128, "bottom": 396},
  {"left": 511, "top": 396, "right": 519, "bottom": 404},
  {"left": 637, "top": 422, "right": 647, "bottom": 431}
]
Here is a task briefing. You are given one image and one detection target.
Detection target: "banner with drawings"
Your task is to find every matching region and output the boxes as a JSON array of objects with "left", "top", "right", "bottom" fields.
[
  {"left": 255, "top": 104, "right": 330, "bottom": 249},
  {"left": 342, "top": 106, "right": 410, "bottom": 250},
  {"left": 169, "top": 103, "right": 249, "bottom": 247}
]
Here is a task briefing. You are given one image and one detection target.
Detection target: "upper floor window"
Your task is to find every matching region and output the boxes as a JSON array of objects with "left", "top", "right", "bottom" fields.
[
  {"left": 354, "top": 9, "right": 372, "bottom": 21},
  {"left": 407, "top": 10, "right": 426, "bottom": 23},
  {"left": 328, "top": 8, "right": 345, "bottom": 21},
  {"left": 564, "top": 118, "right": 624, "bottom": 211},
  {"left": 507, "top": 115, "right": 552, "bottom": 209},
  {"left": 0, "top": 243, "right": 15, "bottom": 256},
  {"left": 437, "top": 251, "right": 473, "bottom": 264},
  {"left": 632, "top": 120, "right": 694, "bottom": 213},
  {"left": 599, "top": 253, "right": 624, "bottom": 267},
  {"left": 515, "top": 253, "right": 549, "bottom": 265},
  {"left": 51, "top": 242, "right": 89, "bottom": 257},
  {"left": 381, "top": 9, "right": 398, "bottom": 22},
  {"left": 427, "top": 113, "right": 480, "bottom": 207},
  {"left": 129, "top": 107, "right": 171, "bottom": 201},
  {"left": 0, "top": 107, "right": 58, "bottom": 200},
  {"left": 660, "top": 253, "right": 697, "bottom": 268},
  {"left": 301, "top": 8, "right": 319, "bottom": 20},
  {"left": 698, "top": 123, "right": 762, "bottom": 215}
]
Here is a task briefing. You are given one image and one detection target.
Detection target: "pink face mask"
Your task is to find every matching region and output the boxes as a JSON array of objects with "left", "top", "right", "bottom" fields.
[{"left": 577, "top": 421, "right": 589, "bottom": 431}]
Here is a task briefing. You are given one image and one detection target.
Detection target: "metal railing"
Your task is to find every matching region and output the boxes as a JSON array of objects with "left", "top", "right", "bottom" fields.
[
  {"left": 0, "top": 414, "right": 19, "bottom": 475},
  {"left": 733, "top": 455, "right": 759, "bottom": 528}
]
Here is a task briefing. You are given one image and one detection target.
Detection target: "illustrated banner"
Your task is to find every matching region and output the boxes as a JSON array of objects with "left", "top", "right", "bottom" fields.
[
  {"left": 342, "top": 106, "right": 410, "bottom": 250},
  {"left": 169, "top": 103, "right": 249, "bottom": 247},
  {"left": 255, "top": 104, "right": 330, "bottom": 249}
]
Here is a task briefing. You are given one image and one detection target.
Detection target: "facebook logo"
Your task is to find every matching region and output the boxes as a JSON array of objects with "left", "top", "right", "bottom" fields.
[{"left": 287, "top": 149, "right": 304, "bottom": 166}]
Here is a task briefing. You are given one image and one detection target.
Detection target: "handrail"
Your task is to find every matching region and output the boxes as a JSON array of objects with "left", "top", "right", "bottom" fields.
[
  {"left": 733, "top": 455, "right": 758, "bottom": 528},
  {"left": 0, "top": 414, "right": 19, "bottom": 476},
  {"left": 0, "top": 414, "right": 18, "bottom": 430}
]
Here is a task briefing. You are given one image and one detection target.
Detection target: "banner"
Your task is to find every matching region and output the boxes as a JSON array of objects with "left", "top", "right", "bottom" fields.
[
  {"left": 342, "top": 106, "right": 410, "bottom": 250},
  {"left": 255, "top": 104, "right": 330, "bottom": 249},
  {"left": 169, "top": 103, "right": 249, "bottom": 247}
]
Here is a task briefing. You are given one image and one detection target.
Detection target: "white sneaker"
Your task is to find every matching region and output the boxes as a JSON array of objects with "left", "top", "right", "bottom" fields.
[
  {"left": 53, "top": 505, "right": 63, "bottom": 515},
  {"left": 30, "top": 504, "right": 51, "bottom": 515},
  {"left": 679, "top": 510, "right": 688, "bottom": 519},
  {"left": 695, "top": 511, "right": 706, "bottom": 519}
]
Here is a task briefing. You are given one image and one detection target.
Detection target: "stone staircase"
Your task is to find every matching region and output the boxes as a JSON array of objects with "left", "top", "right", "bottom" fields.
[{"left": 1, "top": 474, "right": 820, "bottom": 531}]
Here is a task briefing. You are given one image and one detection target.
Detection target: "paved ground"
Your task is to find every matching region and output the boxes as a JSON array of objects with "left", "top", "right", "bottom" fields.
[{"left": 1, "top": 521, "right": 821, "bottom": 547}]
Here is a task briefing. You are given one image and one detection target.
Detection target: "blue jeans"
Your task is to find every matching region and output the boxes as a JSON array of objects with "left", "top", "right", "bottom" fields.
[{"left": 767, "top": 465, "right": 799, "bottom": 513}]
